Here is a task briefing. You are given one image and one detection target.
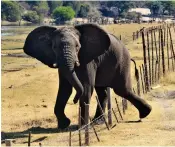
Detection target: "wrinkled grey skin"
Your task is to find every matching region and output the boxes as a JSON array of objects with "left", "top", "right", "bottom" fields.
[{"left": 23, "top": 23, "right": 152, "bottom": 129}]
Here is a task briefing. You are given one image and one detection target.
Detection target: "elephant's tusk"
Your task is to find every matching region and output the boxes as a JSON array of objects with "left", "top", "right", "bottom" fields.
[
  {"left": 75, "top": 61, "right": 80, "bottom": 67},
  {"left": 53, "top": 63, "right": 57, "bottom": 68}
]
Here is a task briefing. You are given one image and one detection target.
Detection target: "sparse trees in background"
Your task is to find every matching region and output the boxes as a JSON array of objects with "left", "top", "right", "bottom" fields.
[
  {"left": 52, "top": 6, "right": 75, "bottom": 24},
  {"left": 1, "top": 1, "right": 21, "bottom": 22},
  {"left": 22, "top": 11, "right": 40, "bottom": 24}
]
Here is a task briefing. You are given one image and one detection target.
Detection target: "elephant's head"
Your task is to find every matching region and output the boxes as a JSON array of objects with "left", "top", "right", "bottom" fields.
[{"left": 23, "top": 24, "right": 110, "bottom": 103}]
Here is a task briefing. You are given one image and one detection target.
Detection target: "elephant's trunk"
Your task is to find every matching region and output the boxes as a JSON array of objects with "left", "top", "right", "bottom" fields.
[{"left": 59, "top": 45, "right": 84, "bottom": 104}]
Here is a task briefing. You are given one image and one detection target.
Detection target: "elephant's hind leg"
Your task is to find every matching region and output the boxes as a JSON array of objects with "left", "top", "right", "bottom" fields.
[
  {"left": 93, "top": 87, "right": 108, "bottom": 124},
  {"left": 113, "top": 76, "right": 152, "bottom": 119},
  {"left": 55, "top": 72, "right": 72, "bottom": 129}
]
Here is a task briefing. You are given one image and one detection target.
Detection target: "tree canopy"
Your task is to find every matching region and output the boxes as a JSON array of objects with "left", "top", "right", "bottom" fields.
[{"left": 52, "top": 6, "right": 75, "bottom": 24}]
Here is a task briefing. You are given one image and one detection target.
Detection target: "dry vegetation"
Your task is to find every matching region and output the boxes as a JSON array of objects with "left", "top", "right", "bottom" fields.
[{"left": 1, "top": 23, "right": 175, "bottom": 146}]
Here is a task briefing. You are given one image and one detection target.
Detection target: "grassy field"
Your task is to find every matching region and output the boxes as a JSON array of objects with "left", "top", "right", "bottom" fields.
[{"left": 1, "top": 23, "right": 175, "bottom": 146}]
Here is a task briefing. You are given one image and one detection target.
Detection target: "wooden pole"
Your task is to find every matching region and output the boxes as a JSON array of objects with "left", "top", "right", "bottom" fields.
[
  {"left": 28, "top": 131, "right": 31, "bottom": 147},
  {"left": 122, "top": 98, "right": 125, "bottom": 115},
  {"left": 69, "top": 131, "right": 72, "bottom": 146},
  {"left": 107, "top": 88, "right": 112, "bottom": 126},
  {"left": 95, "top": 96, "right": 109, "bottom": 130},
  {"left": 167, "top": 26, "right": 170, "bottom": 70},
  {"left": 39, "top": 143, "right": 42, "bottom": 147},
  {"left": 151, "top": 29, "right": 154, "bottom": 84},
  {"left": 141, "top": 29, "right": 149, "bottom": 91},
  {"left": 154, "top": 61, "right": 158, "bottom": 83},
  {"left": 5, "top": 139, "right": 12, "bottom": 147},
  {"left": 115, "top": 98, "right": 123, "bottom": 120},
  {"left": 133, "top": 32, "right": 135, "bottom": 41},
  {"left": 78, "top": 107, "right": 81, "bottom": 128},
  {"left": 139, "top": 65, "right": 145, "bottom": 94},
  {"left": 160, "top": 29, "right": 166, "bottom": 76},
  {"left": 142, "top": 64, "right": 147, "bottom": 93},
  {"left": 158, "top": 29, "right": 161, "bottom": 80},
  {"left": 168, "top": 27, "right": 175, "bottom": 71},
  {"left": 112, "top": 108, "right": 119, "bottom": 123},
  {"left": 89, "top": 118, "right": 100, "bottom": 142},
  {"left": 78, "top": 107, "right": 82, "bottom": 146},
  {"left": 147, "top": 31, "right": 152, "bottom": 86},
  {"left": 84, "top": 103, "right": 89, "bottom": 146}
]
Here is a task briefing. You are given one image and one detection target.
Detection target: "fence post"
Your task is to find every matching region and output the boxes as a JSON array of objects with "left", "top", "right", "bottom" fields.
[
  {"left": 142, "top": 64, "right": 147, "bottom": 93},
  {"left": 69, "top": 131, "right": 72, "bottom": 146},
  {"left": 168, "top": 27, "right": 175, "bottom": 71},
  {"left": 141, "top": 30, "right": 149, "bottom": 91},
  {"left": 78, "top": 107, "right": 82, "bottom": 146},
  {"left": 28, "top": 131, "right": 31, "bottom": 147},
  {"left": 84, "top": 103, "right": 89, "bottom": 146},
  {"left": 139, "top": 65, "right": 145, "bottom": 94},
  {"left": 147, "top": 31, "right": 152, "bottom": 86},
  {"left": 95, "top": 96, "right": 109, "bottom": 130},
  {"left": 115, "top": 98, "right": 123, "bottom": 120},
  {"left": 160, "top": 29, "right": 166, "bottom": 76},
  {"left": 167, "top": 25, "right": 170, "bottom": 70},
  {"left": 112, "top": 108, "right": 119, "bottom": 123},
  {"left": 107, "top": 88, "right": 112, "bottom": 126},
  {"left": 151, "top": 29, "right": 154, "bottom": 84},
  {"left": 89, "top": 118, "right": 100, "bottom": 142}
]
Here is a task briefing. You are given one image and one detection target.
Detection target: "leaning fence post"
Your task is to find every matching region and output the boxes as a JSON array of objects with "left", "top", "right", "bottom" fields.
[
  {"left": 115, "top": 98, "right": 123, "bottom": 120},
  {"left": 112, "top": 108, "right": 119, "bottom": 123},
  {"left": 84, "top": 103, "right": 89, "bottom": 146},
  {"left": 95, "top": 96, "right": 109, "bottom": 130},
  {"left": 107, "top": 88, "right": 112, "bottom": 126},
  {"left": 89, "top": 118, "right": 100, "bottom": 142},
  {"left": 141, "top": 29, "right": 149, "bottom": 91}
]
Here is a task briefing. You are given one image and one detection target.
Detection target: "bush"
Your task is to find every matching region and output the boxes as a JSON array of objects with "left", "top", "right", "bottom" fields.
[
  {"left": 22, "top": 11, "right": 40, "bottom": 24},
  {"left": 1, "top": 1, "right": 21, "bottom": 22},
  {"left": 52, "top": 6, "right": 75, "bottom": 24}
]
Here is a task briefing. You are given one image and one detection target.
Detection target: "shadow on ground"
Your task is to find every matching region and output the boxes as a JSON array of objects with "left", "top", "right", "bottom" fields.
[{"left": 1, "top": 125, "right": 79, "bottom": 142}]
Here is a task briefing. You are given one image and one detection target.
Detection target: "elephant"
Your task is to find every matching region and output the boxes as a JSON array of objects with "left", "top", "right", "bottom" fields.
[{"left": 23, "top": 23, "right": 152, "bottom": 129}]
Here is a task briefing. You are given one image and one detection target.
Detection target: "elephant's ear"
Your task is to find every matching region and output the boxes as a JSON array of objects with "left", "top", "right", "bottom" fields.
[
  {"left": 23, "top": 26, "right": 57, "bottom": 68},
  {"left": 75, "top": 23, "right": 110, "bottom": 63}
]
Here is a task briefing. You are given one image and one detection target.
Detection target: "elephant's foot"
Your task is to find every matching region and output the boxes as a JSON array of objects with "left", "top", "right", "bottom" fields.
[
  {"left": 58, "top": 117, "right": 71, "bottom": 129},
  {"left": 139, "top": 104, "right": 152, "bottom": 119}
]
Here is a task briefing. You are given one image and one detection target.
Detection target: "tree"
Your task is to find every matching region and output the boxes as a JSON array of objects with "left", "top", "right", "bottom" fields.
[
  {"left": 78, "top": 4, "right": 90, "bottom": 18},
  {"left": 22, "top": 11, "right": 39, "bottom": 23},
  {"left": 146, "top": 1, "right": 163, "bottom": 18},
  {"left": 48, "top": 1, "right": 63, "bottom": 14},
  {"left": 1, "top": 1, "right": 21, "bottom": 22},
  {"left": 52, "top": 6, "right": 75, "bottom": 24},
  {"left": 32, "top": 1, "right": 49, "bottom": 25},
  {"left": 63, "top": 1, "right": 81, "bottom": 16}
]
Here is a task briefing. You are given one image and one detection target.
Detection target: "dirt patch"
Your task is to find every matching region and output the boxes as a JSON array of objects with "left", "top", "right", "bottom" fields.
[{"left": 150, "top": 90, "right": 175, "bottom": 99}]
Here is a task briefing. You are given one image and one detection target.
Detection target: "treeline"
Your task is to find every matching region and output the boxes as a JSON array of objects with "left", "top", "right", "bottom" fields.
[{"left": 1, "top": 1, "right": 175, "bottom": 25}]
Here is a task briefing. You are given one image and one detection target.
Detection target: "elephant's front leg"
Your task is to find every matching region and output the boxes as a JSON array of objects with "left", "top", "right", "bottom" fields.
[
  {"left": 77, "top": 64, "right": 96, "bottom": 126},
  {"left": 93, "top": 87, "right": 108, "bottom": 124},
  {"left": 54, "top": 71, "right": 72, "bottom": 129}
]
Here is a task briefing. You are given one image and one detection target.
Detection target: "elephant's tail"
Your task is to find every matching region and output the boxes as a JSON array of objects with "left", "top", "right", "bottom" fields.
[{"left": 131, "top": 59, "right": 139, "bottom": 81}]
